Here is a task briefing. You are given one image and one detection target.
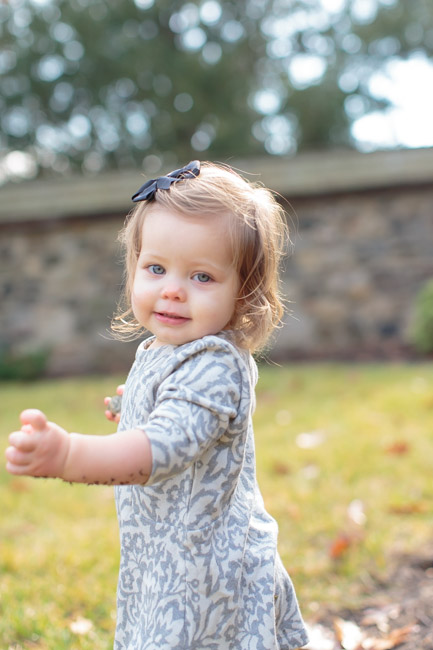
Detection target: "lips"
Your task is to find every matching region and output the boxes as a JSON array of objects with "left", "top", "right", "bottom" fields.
[{"left": 154, "top": 312, "right": 190, "bottom": 325}]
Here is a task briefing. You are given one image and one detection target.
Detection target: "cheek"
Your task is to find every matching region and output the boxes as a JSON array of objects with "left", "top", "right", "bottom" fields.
[
  {"left": 215, "top": 289, "right": 238, "bottom": 322},
  {"left": 132, "top": 273, "right": 149, "bottom": 297},
  {"left": 225, "top": 286, "right": 240, "bottom": 324},
  {"left": 130, "top": 277, "right": 149, "bottom": 311},
  {"left": 130, "top": 281, "right": 139, "bottom": 307},
  {"left": 130, "top": 291, "right": 140, "bottom": 319}
]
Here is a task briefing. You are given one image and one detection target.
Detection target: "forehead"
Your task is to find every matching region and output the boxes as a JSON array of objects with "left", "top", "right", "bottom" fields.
[
  {"left": 141, "top": 205, "right": 229, "bottom": 241},
  {"left": 140, "top": 205, "right": 234, "bottom": 268}
]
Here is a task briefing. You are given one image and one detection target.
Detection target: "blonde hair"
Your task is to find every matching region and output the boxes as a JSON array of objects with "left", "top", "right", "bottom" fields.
[{"left": 112, "top": 162, "right": 289, "bottom": 353}]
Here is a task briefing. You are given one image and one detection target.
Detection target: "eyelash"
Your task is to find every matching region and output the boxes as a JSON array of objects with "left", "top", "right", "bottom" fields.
[
  {"left": 193, "top": 273, "right": 212, "bottom": 283},
  {"left": 148, "top": 264, "right": 165, "bottom": 275},
  {"left": 147, "top": 266, "right": 213, "bottom": 283}
]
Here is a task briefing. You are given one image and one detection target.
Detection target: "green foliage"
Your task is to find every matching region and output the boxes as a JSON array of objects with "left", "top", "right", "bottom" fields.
[
  {"left": 0, "top": 347, "right": 50, "bottom": 381},
  {"left": 1, "top": 365, "right": 433, "bottom": 646},
  {"left": 1, "top": 0, "right": 433, "bottom": 179},
  {"left": 411, "top": 278, "right": 433, "bottom": 353}
]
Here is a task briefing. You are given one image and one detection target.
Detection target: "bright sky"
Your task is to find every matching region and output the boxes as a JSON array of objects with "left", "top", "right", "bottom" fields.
[{"left": 352, "top": 55, "right": 433, "bottom": 151}]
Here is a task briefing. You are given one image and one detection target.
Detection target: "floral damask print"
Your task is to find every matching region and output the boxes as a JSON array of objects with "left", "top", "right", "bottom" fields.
[{"left": 114, "top": 334, "right": 308, "bottom": 649}]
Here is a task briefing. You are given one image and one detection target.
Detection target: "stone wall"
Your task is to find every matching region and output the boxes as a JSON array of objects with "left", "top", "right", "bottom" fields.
[
  {"left": 274, "top": 184, "right": 433, "bottom": 359},
  {"left": 1, "top": 149, "right": 432, "bottom": 375},
  {"left": 0, "top": 214, "right": 136, "bottom": 375}
]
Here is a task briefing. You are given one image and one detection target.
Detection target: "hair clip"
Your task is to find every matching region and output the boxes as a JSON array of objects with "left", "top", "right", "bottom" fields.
[{"left": 131, "top": 160, "right": 201, "bottom": 202}]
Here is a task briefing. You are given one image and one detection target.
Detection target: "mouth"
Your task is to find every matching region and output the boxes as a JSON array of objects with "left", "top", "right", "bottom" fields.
[{"left": 154, "top": 312, "right": 190, "bottom": 325}]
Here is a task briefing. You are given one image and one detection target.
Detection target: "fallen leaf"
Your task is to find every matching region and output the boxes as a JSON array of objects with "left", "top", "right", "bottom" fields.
[
  {"left": 304, "top": 622, "right": 336, "bottom": 650},
  {"left": 385, "top": 441, "right": 410, "bottom": 455},
  {"left": 361, "top": 608, "right": 390, "bottom": 633},
  {"left": 9, "top": 479, "right": 32, "bottom": 492},
  {"left": 272, "top": 461, "right": 291, "bottom": 475},
  {"left": 69, "top": 616, "right": 93, "bottom": 635},
  {"left": 362, "top": 624, "right": 414, "bottom": 649},
  {"left": 286, "top": 503, "right": 301, "bottom": 519},
  {"left": 333, "top": 617, "right": 364, "bottom": 650},
  {"left": 329, "top": 533, "right": 353, "bottom": 559},
  {"left": 296, "top": 430, "right": 326, "bottom": 449},
  {"left": 347, "top": 499, "right": 367, "bottom": 526},
  {"left": 275, "top": 409, "right": 292, "bottom": 425},
  {"left": 388, "top": 502, "right": 428, "bottom": 515},
  {"left": 379, "top": 624, "right": 414, "bottom": 649},
  {"left": 361, "top": 603, "right": 401, "bottom": 626},
  {"left": 300, "top": 464, "right": 320, "bottom": 480}
]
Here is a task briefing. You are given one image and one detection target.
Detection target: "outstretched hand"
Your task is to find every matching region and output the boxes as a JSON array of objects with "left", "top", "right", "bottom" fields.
[{"left": 5, "top": 409, "right": 71, "bottom": 479}]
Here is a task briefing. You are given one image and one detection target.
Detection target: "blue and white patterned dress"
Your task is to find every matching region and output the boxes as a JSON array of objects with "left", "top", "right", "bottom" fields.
[{"left": 114, "top": 333, "right": 308, "bottom": 650}]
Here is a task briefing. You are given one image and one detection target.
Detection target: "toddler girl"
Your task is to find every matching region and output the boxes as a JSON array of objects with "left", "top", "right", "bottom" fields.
[{"left": 6, "top": 161, "right": 308, "bottom": 649}]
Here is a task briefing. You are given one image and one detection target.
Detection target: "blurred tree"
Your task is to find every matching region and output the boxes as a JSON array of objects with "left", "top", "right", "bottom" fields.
[{"left": 1, "top": 0, "right": 432, "bottom": 181}]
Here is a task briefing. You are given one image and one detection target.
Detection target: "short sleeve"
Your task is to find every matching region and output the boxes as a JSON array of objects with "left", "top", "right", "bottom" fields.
[{"left": 142, "top": 342, "right": 242, "bottom": 485}]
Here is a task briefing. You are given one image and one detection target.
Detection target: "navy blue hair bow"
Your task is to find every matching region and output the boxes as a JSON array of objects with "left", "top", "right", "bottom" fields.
[{"left": 131, "top": 160, "right": 200, "bottom": 202}]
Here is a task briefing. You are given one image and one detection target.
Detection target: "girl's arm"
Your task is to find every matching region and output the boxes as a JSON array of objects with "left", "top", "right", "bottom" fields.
[{"left": 5, "top": 409, "right": 152, "bottom": 485}]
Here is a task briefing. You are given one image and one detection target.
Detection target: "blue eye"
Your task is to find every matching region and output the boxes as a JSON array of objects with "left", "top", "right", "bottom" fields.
[
  {"left": 194, "top": 272, "right": 212, "bottom": 283},
  {"left": 149, "top": 264, "right": 165, "bottom": 275}
]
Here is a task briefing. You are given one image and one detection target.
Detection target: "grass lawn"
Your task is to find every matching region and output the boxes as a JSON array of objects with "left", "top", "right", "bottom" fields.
[{"left": 1, "top": 364, "right": 433, "bottom": 649}]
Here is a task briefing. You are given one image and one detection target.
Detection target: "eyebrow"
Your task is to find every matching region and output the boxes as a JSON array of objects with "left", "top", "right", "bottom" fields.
[
  {"left": 138, "top": 250, "right": 167, "bottom": 259},
  {"left": 192, "top": 259, "right": 227, "bottom": 273}
]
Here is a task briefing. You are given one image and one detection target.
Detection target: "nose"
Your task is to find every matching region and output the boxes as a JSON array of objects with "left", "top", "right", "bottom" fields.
[{"left": 161, "top": 281, "right": 187, "bottom": 302}]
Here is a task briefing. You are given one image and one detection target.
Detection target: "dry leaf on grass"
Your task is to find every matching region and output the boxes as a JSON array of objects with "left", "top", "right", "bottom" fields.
[
  {"left": 362, "top": 624, "right": 415, "bottom": 650},
  {"left": 385, "top": 441, "right": 410, "bottom": 455},
  {"left": 296, "top": 430, "right": 326, "bottom": 449},
  {"left": 332, "top": 616, "right": 414, "bottom": 650},
  {"left": 329, "top": 533, "right": 354, "bottom": 559},
  {"left": 329, "top": 529, "right": 364, "bottom": 559},
  {"left": 333, "top": 617, "right": 364, "bottom": 649},
  {"left": 304, "top": 622, "right": 336, "bottom": 650},
  {"left": 272, "top": 461, "right": 291, "bottom": 475},
  {"left": 361, "top": 604, "right": 401, "bottom": 632},
  {"left": 360, "top": 608, "right": 391, "bottom": 633},
  {"left": 388, "top": 502, "right": 428, "bottom": 515},
  {"left": 69, "top": 616, "right": 94, "bottom": 635},
  {"left": 9, "top": 478, "right": 32, "bottom": 492},
  {"left": 347, "top": 499, "right": 367, "bottom": 526}
]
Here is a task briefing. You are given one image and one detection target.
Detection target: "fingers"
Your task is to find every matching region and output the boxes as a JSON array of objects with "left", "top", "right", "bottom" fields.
[
  {"left": 20, "top": 409, "right": 48, "bottom": 432},
  {"left": 5, "top": 458, "right": 28, "bottom": 475},
  {"left": 5, "top": 412, "right": 47, "bottom": 476},
  {"left": 9, "top": 430, "right": 37, "bottom": 452},
  {"left": 5, "top": 440, "right": 36, "bottom": 475},
  {"left": 6, "top": 444, "right": 31, "bottom": 465},
  {"left": 104, "top": 388, "right": 123, "bottom": 423},
  {"left": 6, "top": 410, "right": 66, "bottom": 479},
  {"left": 104, "top": 409, "right": 120, "bottom": 423}
]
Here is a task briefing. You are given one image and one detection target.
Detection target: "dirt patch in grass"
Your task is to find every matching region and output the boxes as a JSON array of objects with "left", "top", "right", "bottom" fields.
[{"left": 307, "top": 543, "right": 433, "bottom": 649}]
